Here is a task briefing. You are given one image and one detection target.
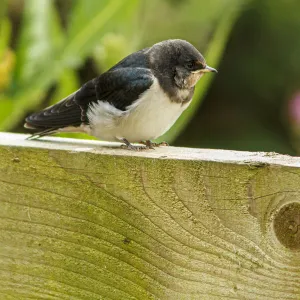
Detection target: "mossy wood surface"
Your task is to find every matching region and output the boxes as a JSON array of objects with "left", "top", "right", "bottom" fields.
[{"left": 0, "top": 132, "right": 300, "bottom": 300}]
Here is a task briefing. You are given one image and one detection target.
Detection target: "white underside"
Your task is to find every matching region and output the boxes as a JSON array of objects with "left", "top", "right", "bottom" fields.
[{"left": 80, "top": 78, "right": 191, "bottom": 142}]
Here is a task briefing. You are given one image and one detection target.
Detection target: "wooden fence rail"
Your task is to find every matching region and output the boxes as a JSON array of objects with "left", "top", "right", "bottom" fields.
[{"left": 0, "top": 132, "right": 299, "bottom": 299}]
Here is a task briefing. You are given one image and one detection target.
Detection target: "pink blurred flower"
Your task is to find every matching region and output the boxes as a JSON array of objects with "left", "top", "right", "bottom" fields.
[{"left": 289, "top": 92, "right": 300, "bottom": 124}]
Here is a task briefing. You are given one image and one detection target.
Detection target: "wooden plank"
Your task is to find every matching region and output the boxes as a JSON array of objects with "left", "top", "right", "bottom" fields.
[{"left": 0, "top": 132, "right": 299, "bottom": 300}]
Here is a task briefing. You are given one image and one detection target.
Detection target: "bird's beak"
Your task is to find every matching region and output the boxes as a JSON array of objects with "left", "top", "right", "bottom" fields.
[
  {"left": 201, "top": 65, "right": 218, "bottom": 73},
  {"left": 192, "top": 65, "right": 218, "bottom": 74}
]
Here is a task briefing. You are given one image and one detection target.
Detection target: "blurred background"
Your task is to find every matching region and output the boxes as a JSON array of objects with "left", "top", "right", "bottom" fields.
[{"left": 1, "top": 0, "right": 300, "bottom": 155}]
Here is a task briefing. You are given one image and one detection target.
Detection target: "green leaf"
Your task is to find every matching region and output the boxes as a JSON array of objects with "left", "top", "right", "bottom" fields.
[
  {"left": 156, "top": 2, "right": 247, "bottom": 143},
  {"left": 94, "top": 33, "right": 134, "bottom": 71},
  {"left": 0, "top": 18, "right": 11, "bottom": 59},
  {"left": 0, "top": 0, "right": 64, "bottom": 130},
  {"left": 14, "top": 0, "right": 64, "bottom": 87},
  {"left": 63, "top": 0, "right": 139, "bottom": 65},
  {"left": 67, "top": 0, "right": 111, "bottom": 39},
  {"left": 1, "top": 0, "right": 139, "bottom": 131}
]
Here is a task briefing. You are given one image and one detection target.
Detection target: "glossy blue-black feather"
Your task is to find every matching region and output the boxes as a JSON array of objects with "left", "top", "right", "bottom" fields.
[
  {"left": 25, "top": 50, "right": 153, "bottom": 130},
  {"left": 76, "top": 48, "right": 153, "bottom": 111},
  {"left": 92, "top": 67, "right": 153, "bottom": 111}
]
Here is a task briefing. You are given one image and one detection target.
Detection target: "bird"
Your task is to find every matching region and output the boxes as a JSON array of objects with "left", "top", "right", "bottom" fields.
[{"left": 24, "top": 39, "right": 217, "bottom": 150}]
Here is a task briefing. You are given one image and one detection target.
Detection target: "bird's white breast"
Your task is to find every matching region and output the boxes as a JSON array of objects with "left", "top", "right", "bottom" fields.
[{"left": 87, "top": 78, "right": 191, "bottom": 142}]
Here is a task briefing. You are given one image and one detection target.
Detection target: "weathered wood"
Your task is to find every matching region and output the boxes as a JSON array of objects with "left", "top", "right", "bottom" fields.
[{"left": 0, "top": 132, "right": 300, "bottom": 300}]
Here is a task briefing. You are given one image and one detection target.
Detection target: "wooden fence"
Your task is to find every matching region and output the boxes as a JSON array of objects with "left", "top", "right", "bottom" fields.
[{"left": 0, "top": 132, "right": 299, "bottom": 299}]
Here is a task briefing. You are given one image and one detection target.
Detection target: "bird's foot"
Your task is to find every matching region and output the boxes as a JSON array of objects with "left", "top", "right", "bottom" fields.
[
  {"left": 155, "top": 141, "right": 169, "bottom": 147},
  {"left": 140, "top": 140, "right": 169, "bottom": 148},
  {"left": 120, "top": 138, "right": 147, "bottom": 151},
  {"left": 120, "top": 144, "right": 146, "bottom": 151}
]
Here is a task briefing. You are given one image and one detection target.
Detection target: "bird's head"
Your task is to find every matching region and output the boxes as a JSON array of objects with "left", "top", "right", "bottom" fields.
[{"left": 149, "top": 39, "right": 217, "bottom": 90}]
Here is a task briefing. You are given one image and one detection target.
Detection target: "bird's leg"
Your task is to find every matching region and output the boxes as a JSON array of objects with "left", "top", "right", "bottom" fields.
[
  {"left": 120, "top": 138, "right": 145, "bottom": 151},
  {"left": 139, "top": 140, "right": 155, "bottom": 149}
]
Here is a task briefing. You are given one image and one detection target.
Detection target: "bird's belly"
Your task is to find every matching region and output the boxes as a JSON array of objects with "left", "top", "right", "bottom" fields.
[
  {"left": 88, "top": 79, "right": 191, "bottom": 142},
  {"left": 118, "top": 101, "right": 186, "bottom": 142},
  {"left": 119, "top": 82, "right": 191, "bottom": 142}
]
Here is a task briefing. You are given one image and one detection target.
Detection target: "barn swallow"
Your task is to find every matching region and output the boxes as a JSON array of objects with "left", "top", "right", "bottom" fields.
[{"left": 25, "top": 39, "right": 217, "bottom": 150}]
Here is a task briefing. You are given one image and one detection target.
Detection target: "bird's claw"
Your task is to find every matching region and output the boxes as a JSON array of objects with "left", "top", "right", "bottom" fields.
[
  {"left": 120, "top": 138, "right": 168, "bottom": 151},
  {"left": 140, "top": 140, "right": 169, "bottom": 148},
  {"left": 120, "top": 138, "right": 150, "bottom": 151},
  {"left": 120, "top": 144, "right": 145, "bottom": 151}
]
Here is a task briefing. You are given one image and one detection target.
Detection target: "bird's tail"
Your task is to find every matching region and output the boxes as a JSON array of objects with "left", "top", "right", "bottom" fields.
[
  {"left": 24, "top": 124, "right": 58, "bottom": 140},
  {"left": 24, "top": 91, "right": 83, "bottom": 139}
]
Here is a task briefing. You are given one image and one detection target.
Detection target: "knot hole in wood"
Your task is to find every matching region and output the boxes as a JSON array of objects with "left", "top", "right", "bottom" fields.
[{"left": 273, "top": 202, "right": 300, "bottom": 250}]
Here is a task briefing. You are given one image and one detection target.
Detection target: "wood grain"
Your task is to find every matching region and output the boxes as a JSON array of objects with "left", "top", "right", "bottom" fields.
[{"left": 0, "top": 132, "right": 299, "bottom": 300}]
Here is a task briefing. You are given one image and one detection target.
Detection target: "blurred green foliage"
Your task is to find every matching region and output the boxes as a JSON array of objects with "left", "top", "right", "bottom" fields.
[
  {"left": 0, "top": 0, "right": 247, "bottom": 141},
  {"left": 0, "top": 0, "right": 140, "bottom": 131},
  {"left": 1, "top": 0, "right": 299, "bottom": 154}
]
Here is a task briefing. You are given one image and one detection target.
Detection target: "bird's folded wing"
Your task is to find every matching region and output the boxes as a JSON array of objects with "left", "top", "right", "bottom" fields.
[
  {"left": 78, "top": 67, "right": 154, "bottom": 111},
  {"left": 25, "top": 92, "right": 83, "bottom": 129},
  {"left": 25, "top": 67, "right": 154, "bottom": 130}
]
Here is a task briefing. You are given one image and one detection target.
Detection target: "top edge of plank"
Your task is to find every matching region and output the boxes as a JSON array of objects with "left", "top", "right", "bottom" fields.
[{"left": 1, "top": 132, "right": 299, "bottom": 167}]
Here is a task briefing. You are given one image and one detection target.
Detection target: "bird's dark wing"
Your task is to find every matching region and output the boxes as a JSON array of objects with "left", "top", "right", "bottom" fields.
[
  {"left": 109, "top": 48, "right": 150, "bottom": 70},
  {"left": 92, "top": 67, "right": 154, "bottom": 111},
  {"left": 24, "top": 92, "right": 84, "bottom": 132},
  {"left": 25, "top": 67, "right": 153, "bottom": 135}
]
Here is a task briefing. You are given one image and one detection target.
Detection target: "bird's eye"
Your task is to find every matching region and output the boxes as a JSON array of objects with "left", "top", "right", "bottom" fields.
[{"left": 186, "top": 61, "right": 195, "bottom": 70}]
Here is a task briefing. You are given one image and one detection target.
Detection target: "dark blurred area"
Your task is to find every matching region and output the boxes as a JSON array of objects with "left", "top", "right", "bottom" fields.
[
  {"left": 1, "top": 0, "right": 300, "bottom": 155},
  {"left": 178, "top": 0, "right": 300, "bottom": 155}
]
